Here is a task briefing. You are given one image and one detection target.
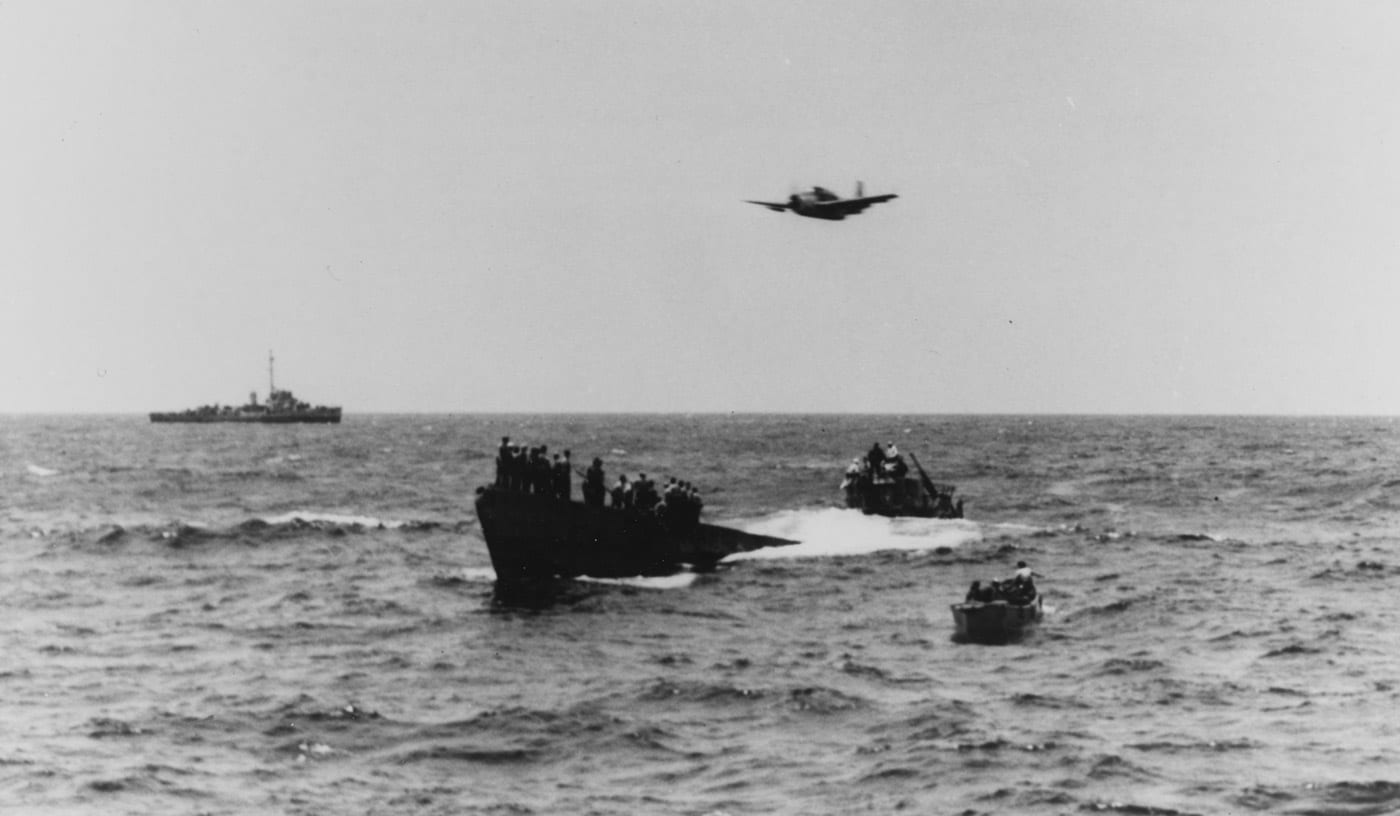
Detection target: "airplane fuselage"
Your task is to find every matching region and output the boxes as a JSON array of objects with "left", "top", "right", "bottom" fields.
[
  {"left": 745, "top": 183, "right": 897, "bottom": 221},
  {"left": 788, "top": 188, "right": 849, "bottom": 219}
]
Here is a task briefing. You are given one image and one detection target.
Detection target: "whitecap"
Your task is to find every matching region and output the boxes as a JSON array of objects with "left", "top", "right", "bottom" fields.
[
  {"left": 260, "top": 511, "right": 406, "bottom": 529},
  {"left": 26, "top": 463, "right": 58, "bottom": 477}
]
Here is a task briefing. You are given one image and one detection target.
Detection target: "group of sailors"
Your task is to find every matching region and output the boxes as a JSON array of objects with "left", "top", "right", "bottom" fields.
[
  {"left": 495, "top": 438, "right": 576, "bottom": 499},
  {"left": 496, "top": 437, "right": 704, "bottom": 524},
  {"left": 842, "top": 441, "right": 910, "bottom": 488},
  {"left": 965, "top": 561, "right": 1038, "bottom": 605},
  {"left": 602, "top": 471, "right": 704, "bottom": 525},
  {"left": 839, "top": 441, "right": 963, "bottom": 518}
]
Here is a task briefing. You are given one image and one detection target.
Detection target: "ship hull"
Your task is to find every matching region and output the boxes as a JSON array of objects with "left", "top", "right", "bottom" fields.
[
  {"left": 474, "top": 486, "right": 797, "bottom": 583},
  {"left": 149, "top": 409, "right": 342, "bottom": 424},
  {"left": 951, "top": 595, "right": 1043, "bottom": 644},
  {"left": 844, "top": 476, "right": 962, "bottom": 519}
]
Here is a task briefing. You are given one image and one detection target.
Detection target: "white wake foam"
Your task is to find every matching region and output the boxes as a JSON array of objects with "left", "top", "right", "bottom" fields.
[
  {"left": 459, "top": 567, "right": 499, "bottom": 583},
  {"left": 461, "top": 567, "right": 699, "bottom": 589},
  {"left": 580, "top": 572, "right": 701, "bottom": 590},
  {"left": 727, "top": 507, "right": 981, "bottom": 561},
  {"left": 26, "top": 463, "right": 58, "bottom": 477}
]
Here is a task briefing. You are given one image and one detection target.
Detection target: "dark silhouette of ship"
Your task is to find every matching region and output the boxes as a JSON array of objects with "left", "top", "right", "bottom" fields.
[
  {"left": 952, "top": 594, "right": 1042, "bottom": 644},
  {"left": 842, "top": 449, "right": 963, "bottom": 518},
  {"left": 150, "top": 352, "right": 341, "bottom": 424},
  {"left": 475, "top": 485, "right": 797, "bottom": 584},
  {"left": 952, "top": 564, "right": 1042, "bottom": 643}
]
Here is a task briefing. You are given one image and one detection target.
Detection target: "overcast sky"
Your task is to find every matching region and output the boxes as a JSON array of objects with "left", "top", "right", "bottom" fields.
[{"left": 4, "top": 1, "right": 1398, "bottom": 414}]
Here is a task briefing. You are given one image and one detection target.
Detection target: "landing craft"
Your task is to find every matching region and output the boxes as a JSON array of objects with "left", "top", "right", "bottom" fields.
[{"left": 745, "top": 182, "right": 897, "bottom": 220}]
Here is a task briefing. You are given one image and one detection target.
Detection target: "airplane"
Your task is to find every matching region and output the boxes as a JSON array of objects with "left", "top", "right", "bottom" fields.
[{"left": 744, "top": 182, "right": 898, "bottom": 220}]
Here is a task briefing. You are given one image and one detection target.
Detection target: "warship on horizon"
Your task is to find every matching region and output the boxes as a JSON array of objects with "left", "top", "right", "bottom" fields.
[{"left": 149, "top": 352, "right": 341, "bottom": 424}]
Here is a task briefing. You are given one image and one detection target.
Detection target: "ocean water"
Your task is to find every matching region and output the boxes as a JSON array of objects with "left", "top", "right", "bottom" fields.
[{"left": 3, "top": 413, "right": 1400, "bottom": 815}]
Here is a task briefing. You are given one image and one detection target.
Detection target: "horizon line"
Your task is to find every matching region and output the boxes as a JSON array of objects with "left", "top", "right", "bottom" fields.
[{"left": 2, "top": 410, "right": 1397, "bottom": 419}]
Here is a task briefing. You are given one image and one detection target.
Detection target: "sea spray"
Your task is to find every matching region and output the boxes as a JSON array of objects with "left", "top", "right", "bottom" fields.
[{"left": 729, "top": 506, "right": 980, "bottom": 561}]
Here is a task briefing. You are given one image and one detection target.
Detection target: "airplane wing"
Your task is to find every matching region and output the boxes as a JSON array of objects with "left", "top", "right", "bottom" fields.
[
  {"left": 744, "top": 199, "right": 791, "bottom": 212},
  {"left": 819, "top": 194, "right": 898, "bottom": 215}
]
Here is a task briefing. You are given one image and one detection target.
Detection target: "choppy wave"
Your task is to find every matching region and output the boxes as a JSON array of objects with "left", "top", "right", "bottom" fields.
[
  {"left": 260, "top": 510, "right": 412, "bottom": 529},
  {"left": 68, "top": 513, "right": 464, "bottom": 550},
  {"left": 639, "top": 679, "right": 868, "bottom": 714}
]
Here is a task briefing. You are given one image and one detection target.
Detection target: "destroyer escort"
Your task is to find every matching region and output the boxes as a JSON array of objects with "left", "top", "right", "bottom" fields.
[{"left": 150, "top": 352, "right": 341, "bottom": 424}]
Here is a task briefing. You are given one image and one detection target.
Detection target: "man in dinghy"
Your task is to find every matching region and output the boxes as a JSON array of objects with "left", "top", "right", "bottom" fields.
[{"left": 951, "top": 560, "right": 1044, "bottom": 643}]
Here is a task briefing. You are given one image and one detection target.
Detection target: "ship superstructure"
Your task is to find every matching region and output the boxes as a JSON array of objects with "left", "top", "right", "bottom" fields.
[{"left": 150, "top": 352, "right": 341, "bottom": 424}]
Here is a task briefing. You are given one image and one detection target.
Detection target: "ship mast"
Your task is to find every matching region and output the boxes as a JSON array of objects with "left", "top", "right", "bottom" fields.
[{"left": 268, "top": 350, "right": 275, "bottom": 397}]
